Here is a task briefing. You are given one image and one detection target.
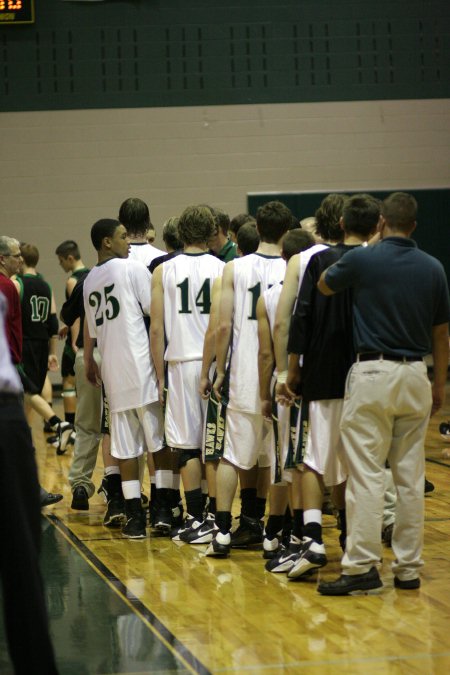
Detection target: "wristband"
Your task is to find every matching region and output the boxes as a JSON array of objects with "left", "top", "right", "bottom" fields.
[{"left": 277, "top": 370, "right": 288, "bottom": 384}]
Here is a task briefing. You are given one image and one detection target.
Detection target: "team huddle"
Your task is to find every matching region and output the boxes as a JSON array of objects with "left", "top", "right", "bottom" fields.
[{"left": 1, "top": 191, "right": 448, "bottom": 597}]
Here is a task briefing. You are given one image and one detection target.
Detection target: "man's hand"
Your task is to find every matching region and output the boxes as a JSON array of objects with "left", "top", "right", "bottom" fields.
[
  {"left": 212, "top": 372, "right": 225, "bottom": 402},
  {"left": 261, "top": 399, "right": 272, "bottom": 422},
  {"left": 199, "top": 376, "right": 212, "bottom": 400},
  {"left": 48, "top": 354, "right": 59, "bottom": 372},
  {"left": 431, "top": 383, "right": 445, "bottom": 416},
  {"left": 275, "top": 382, "right": 295, "bottom": 407},
  {"left": 85, "top": 358, "right": 101, "bottom": 387},
  {"left": 59, "top": 325, "right": 68, "bottom": 340}
]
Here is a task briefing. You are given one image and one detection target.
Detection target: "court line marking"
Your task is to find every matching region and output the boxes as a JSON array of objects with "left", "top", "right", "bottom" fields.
[
  {"left": 211, "top": 650, "right": 450, "bottom": 671},
  {"left": 46, "top": 514, "right": 211, "bottom": 675}
]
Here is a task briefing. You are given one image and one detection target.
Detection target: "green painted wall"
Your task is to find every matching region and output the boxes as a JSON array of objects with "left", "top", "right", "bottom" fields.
[
  {"left": 1, "top": 0, "right": 449, "bottom": 112},
  {"left": 248, "top": 188, "right": 450, "bottom": 281}
]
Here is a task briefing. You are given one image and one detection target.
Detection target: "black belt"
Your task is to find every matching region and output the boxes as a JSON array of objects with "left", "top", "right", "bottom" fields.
[
  {"left": 358, "top": 353, "right": 423, "bottom": 363},
  {"left": 0, "top": 392, "right": 21, "bottom": 403}
]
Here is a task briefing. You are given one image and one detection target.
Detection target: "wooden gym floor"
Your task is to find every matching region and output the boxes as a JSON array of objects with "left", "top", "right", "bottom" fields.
[{"left": 1, "top": 387, "right": 450, "bottom": 675}]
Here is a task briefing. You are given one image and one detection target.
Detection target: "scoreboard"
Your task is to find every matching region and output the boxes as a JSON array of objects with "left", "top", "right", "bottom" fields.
[{"left": 0, "top": 0, "right": 34, "bottom": 24}]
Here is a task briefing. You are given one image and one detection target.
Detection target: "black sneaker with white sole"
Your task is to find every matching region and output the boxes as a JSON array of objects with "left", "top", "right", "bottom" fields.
[
  {"left": 172, "top": 515, "right": 196, "bottom": 541},
  {"left": 230, "top": 514, "right": 263, "bottom": 548},
  {"left": 182, "top": 514, "right": 216, "bottom": 544},
  {"left": 122, "top": 498, "right": 147, "bottom": 539},
  {"left": 265, "top": 535, "right": 302, "bottom": 573},
  {"left": 153, "top": 506, "right": 173, "bottom": 534},
  {"left": 263, "top": 531, "right": 284, "bottom": 559},
  {"left": 56, "top": 422, "right": 75, "bottom": 455},
  {"left": 287, "top": 537, "right": 327, "bottom": 579},
  {"left": 104, "top": 496, "right": 126, "bottom": 527},
  {"left": 205, "top": 531, "right": 231, "bottom": 557}
]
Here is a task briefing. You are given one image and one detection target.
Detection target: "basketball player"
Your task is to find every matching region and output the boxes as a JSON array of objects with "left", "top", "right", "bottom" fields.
[
  {"left": 150, "top": 205, "right": 224, "bottom": 541},
  {"left": 83, "top": 219, "right": 164, "bottom": 539},
  {"left": 206, "top": 200, "right": 292, "bottom": 557}
]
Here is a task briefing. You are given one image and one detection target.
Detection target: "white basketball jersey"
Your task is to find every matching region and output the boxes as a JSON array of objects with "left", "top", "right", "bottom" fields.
[
  {"left": 228, "top": 253, "right": 286, "bottom": 413},
  {"left": 163, "top": 253, "right": 224, "bottom": 361},
  {"left": 264, "top": 282, "right": 282, "bottom": 335},
  {"left": 83, "top": 258, "right": 158, "bottom": 413},
  {"left": 297, "top": 244, "right": 328, "bottom": 292},
  {"left": 129, "top": 242, "right": 164, "bottom": 268}
]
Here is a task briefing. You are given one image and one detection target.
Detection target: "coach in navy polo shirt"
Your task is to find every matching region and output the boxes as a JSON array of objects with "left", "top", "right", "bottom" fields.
[{"left": 316, "top": 192, "right": 449, "bottom": 596}]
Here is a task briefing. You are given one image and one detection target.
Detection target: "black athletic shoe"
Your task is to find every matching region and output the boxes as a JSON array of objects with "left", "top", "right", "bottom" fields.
[
  {"left": 318, "top": 566, "right": 383, "bottom": 596},
  {"left": 171, "top": 502, "right": 184, "bottom": 529},
  {"left": 263, "top": 531, "right": 284, "bottom": 559},
  {"left": 394, "top": 576, "right": 421, "bottom": 590},
  {"left": 104, "top": 496, "right": 126, "bottom": 527},
  {"left": 43, "top": 420, "right": 53, "bottom": 433},
  {"left": 153, "top": 506, "right": 173, "bottom": 534},
  {"left": 56, "top": 422, "right": 74, "bottom": 455},
  {"left": 122, "top": 499, "right": 147, "bottom": 539},
  {"left": 40, "top": 490, "right": 63, "bottom": 507},
  {"left": 439, "top": 421, "right": 450, "bottom": 440},
  {"left": 71, "top": 485, "right": 89, "bottom": 510},
  {"left": 287, "top": 537, "right": 327, "bottom": 579},
  {"left": 205, "top": 531, "right": 231, "bottom": 557},
  {"left": 172, "top": 515, "right": 196, "bottom": 541},
  {"left": 230, "top": 514, "right": 263, "bottom": 548},
  {"left": 182, "top": 513, "right": 216, "bottom": 544},
  {"left": 424, "top": 477, "right": 434, "bottom": 494},
  {"left": 265, "top": 535, "right": 302, "bottom": 573}
]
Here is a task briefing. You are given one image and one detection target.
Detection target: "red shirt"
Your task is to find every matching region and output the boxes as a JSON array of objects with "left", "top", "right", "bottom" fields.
[{"left": 0, "top": 274, "right": 22, "bottom": 364}]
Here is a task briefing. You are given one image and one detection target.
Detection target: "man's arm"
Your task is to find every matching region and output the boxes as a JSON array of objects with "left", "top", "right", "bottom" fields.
[
  {"left": 317, "top": 268, "right": 336, "bottom": 296},
  {"left": 199, "top": 276, "right": 222, "bottom": 399},
  {"left": 212, "top": 261, "right": 234, "bottom": 401},
  {"left": 150, "top": 265, "right": 165, "bottom": 405},
  {"left": 257, "top": 295, "right": 274, "bottom": 420},
  {"left": 47, "top": 289, "right": 59, "bottom": 371},
  {"left": 273, "top": 254, "right": 299, "bottom": 374},
  {"left": 430, "top": 322, "right": 449, "bottom": 416}
]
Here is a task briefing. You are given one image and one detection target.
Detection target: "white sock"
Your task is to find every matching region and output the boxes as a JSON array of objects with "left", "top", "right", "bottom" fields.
[
  {"left": 105, "top": 466, "right": 120, "bottom": 477},
  {"left": 303, "top": 508, "right": 322, "bottom": 526},
  {"left": 122, "top": 480, "right": 141, "bottom": 500},
  {"left": 155, "top": 469, "right": 173, "bottom": 489}
]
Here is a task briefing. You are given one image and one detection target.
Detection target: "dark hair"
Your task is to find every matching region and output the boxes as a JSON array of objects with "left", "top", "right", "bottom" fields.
[
  {"left": 343, "top": 194, "right": 381, "bottom": 236},
  {"left": 55, "top": 240, "right": 81, "bottom": 259},
  {"left": 315, "top": 193, "right": 348, "bottom": 242},
  {"left": 289, "top": 214, "right": 301, "bottom": 230},
  {"left": 256, "top": 201, "right": 292, "bottom": 243},
  {"left": 209, "top": 207, "right": 231, "bottom": 236},
  {"left": 162, "top": 217, "right": 183, "bottom": 251},
  {"left": 230, "top": 213, "right": 256, "bottom": 236},
  {"left": 20, "top": 243, "right": 39, "bottom": 267},
  {"left": 237, "top": 223, "right": 260, "bottom": 256},
  {"left": 118, "top": 197, "right": 151, "bottom": 236},
  {"left": 90, "top": 219, "right": 121, "bottom": 251},
  {"left": 178, "top": 206, "right": 216, "bottom": 246},
  {"left": 282, "top": 229, "right": 315, "bottom": 260},
  {"left": 382, "top": 192, "right": 418, "bottom": 231}
]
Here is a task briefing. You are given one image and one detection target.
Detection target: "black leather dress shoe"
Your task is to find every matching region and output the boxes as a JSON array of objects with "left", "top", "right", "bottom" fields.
[
  {"left": 71, "top": 485, "right": 89, "bottom": 510},
  {"left": 318, "top": 566, "right": 382, "bottom": 596},
  {"left": 40, "top": 491, "right": 63, "bottom": 507}
]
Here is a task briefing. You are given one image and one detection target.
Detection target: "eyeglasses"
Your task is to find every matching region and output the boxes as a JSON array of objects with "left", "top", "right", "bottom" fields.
[{"left": 5, "top": 254, "right": 22, "bottom": 259}]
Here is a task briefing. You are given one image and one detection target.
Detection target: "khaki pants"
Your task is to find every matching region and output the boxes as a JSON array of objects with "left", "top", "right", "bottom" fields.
[
  {"left": 68, "top": 348, "right": 102, "bottom": 497},
  {"left": 340, "top": 358, "right": 431, "bottom": 581}
]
